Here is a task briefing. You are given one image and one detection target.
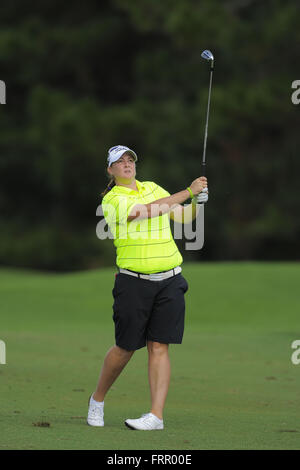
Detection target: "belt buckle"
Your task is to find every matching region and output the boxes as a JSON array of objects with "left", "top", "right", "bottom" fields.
[{"left": 149, "top": 272, "right": 165, "bottom": 281}]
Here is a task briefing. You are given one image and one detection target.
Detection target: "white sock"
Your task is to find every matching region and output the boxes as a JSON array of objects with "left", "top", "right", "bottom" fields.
[{"left": 91, "top": 395, "right": 104, "bottom": 406}]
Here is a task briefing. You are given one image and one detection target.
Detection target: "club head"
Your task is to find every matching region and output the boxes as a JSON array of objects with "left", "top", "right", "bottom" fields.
[{"left": 201, "top": 50, "right": 214, "bottom": 62}]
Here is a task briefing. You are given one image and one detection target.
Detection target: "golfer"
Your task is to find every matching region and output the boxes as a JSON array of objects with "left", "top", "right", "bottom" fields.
[{"left": 87, "top": 145, "right": 208, "bottom": 430}]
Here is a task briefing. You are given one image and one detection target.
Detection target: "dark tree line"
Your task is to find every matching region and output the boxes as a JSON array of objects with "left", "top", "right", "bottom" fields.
[{"left": 0, "top": 0, "right": 299, "bottom": 270}]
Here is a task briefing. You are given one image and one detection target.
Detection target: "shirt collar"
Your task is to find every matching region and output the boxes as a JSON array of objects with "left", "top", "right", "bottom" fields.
[
  {"left": 113, "top": 179, "right": 145, "bottom": 195},
  {"left": 136, "top": 179, "right": 146, "bottom": 192}
]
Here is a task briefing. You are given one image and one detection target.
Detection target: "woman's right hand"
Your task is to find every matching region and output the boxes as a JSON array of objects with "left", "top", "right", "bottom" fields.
[{"left": 189, "top": 177, "right": 208, "bottom": 196}]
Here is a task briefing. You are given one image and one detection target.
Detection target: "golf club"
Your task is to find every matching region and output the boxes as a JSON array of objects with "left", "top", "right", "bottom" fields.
[{"left": 201, "top": 49, "right": 214, "bottom": 178}]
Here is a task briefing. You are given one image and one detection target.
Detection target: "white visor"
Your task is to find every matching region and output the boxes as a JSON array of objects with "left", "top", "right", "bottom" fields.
[{"left": 107, "top": 145, "right": 138, "bottom": 167}]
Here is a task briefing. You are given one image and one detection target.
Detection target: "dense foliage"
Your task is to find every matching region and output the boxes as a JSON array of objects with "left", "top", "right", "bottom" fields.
[{"left": 0, "top": 0, "right": 299, "bottom": 270}]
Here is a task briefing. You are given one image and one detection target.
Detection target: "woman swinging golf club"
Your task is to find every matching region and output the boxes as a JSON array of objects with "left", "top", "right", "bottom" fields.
[{"left": 87, "top": 145, "right": 208, "bottom": 430}]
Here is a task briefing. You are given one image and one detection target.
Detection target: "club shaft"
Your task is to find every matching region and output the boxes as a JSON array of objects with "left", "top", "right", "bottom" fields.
[{"left": 202, "top": 62, "right": 214, "bottom": 175}]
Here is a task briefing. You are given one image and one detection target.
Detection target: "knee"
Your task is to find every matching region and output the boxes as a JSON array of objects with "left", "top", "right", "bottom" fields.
[
  {"left": 114, "top": 345, "right": 135, "bottom": 360},
  {"left": 147, "top": 341, "right": 169, "bottom": 356}
]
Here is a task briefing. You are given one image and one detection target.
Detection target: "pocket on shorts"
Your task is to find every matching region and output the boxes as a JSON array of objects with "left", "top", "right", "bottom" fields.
[
  {"left": 112, "top": 273, "right": 122, "bottom": 297},
  {"left": 180, "top": 275, "right": 189, "bottom": 294},
  {"left": 112, "top": 274, "right": 128, "bottom": 308}
]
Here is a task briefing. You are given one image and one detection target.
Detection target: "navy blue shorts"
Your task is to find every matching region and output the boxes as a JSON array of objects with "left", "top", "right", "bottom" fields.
[{"left": 112, "top": 272, "right": 189, "bottom": 351}]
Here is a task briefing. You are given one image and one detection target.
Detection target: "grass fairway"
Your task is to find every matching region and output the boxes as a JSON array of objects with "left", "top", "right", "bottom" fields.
[{"left": 0, "top": 262, "right": 300, "bottom": 450}]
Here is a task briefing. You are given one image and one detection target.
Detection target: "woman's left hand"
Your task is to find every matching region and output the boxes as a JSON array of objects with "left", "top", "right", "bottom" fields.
[{"left": 193, "top": 187, "right": 209, "bottom": 204}]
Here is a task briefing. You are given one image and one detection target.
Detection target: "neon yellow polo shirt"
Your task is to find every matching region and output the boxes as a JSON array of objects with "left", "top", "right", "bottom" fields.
[{"left": 101, "top": 179, "right": 183, "bottom": 274}]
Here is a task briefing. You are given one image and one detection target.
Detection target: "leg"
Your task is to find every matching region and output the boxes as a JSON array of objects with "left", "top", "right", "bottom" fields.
[
  {"left": 147, "top": 341, "right": 171, "bottom": 420},
  {"left": 93, "top": 345, "right": 134, "bottom": 402}
]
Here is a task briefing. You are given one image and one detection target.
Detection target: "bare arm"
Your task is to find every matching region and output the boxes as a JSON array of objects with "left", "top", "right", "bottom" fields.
[
  {"left": 127, "top": 189, "right": 191, "bottom": 222},
  {"left": 127, "top": 177, "right": 207, "bottom": 222},
  {"left": 169, "top": 199, "right": 201, "bottom": 224}
]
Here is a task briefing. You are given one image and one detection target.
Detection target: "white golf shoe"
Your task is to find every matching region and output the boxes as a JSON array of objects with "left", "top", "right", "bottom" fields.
[
  {"left": 87, "top": 395, "right": 104, "bottom": 427},
  {"left": 125, "top": 413, "right": 164, "bottom": 430}
]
